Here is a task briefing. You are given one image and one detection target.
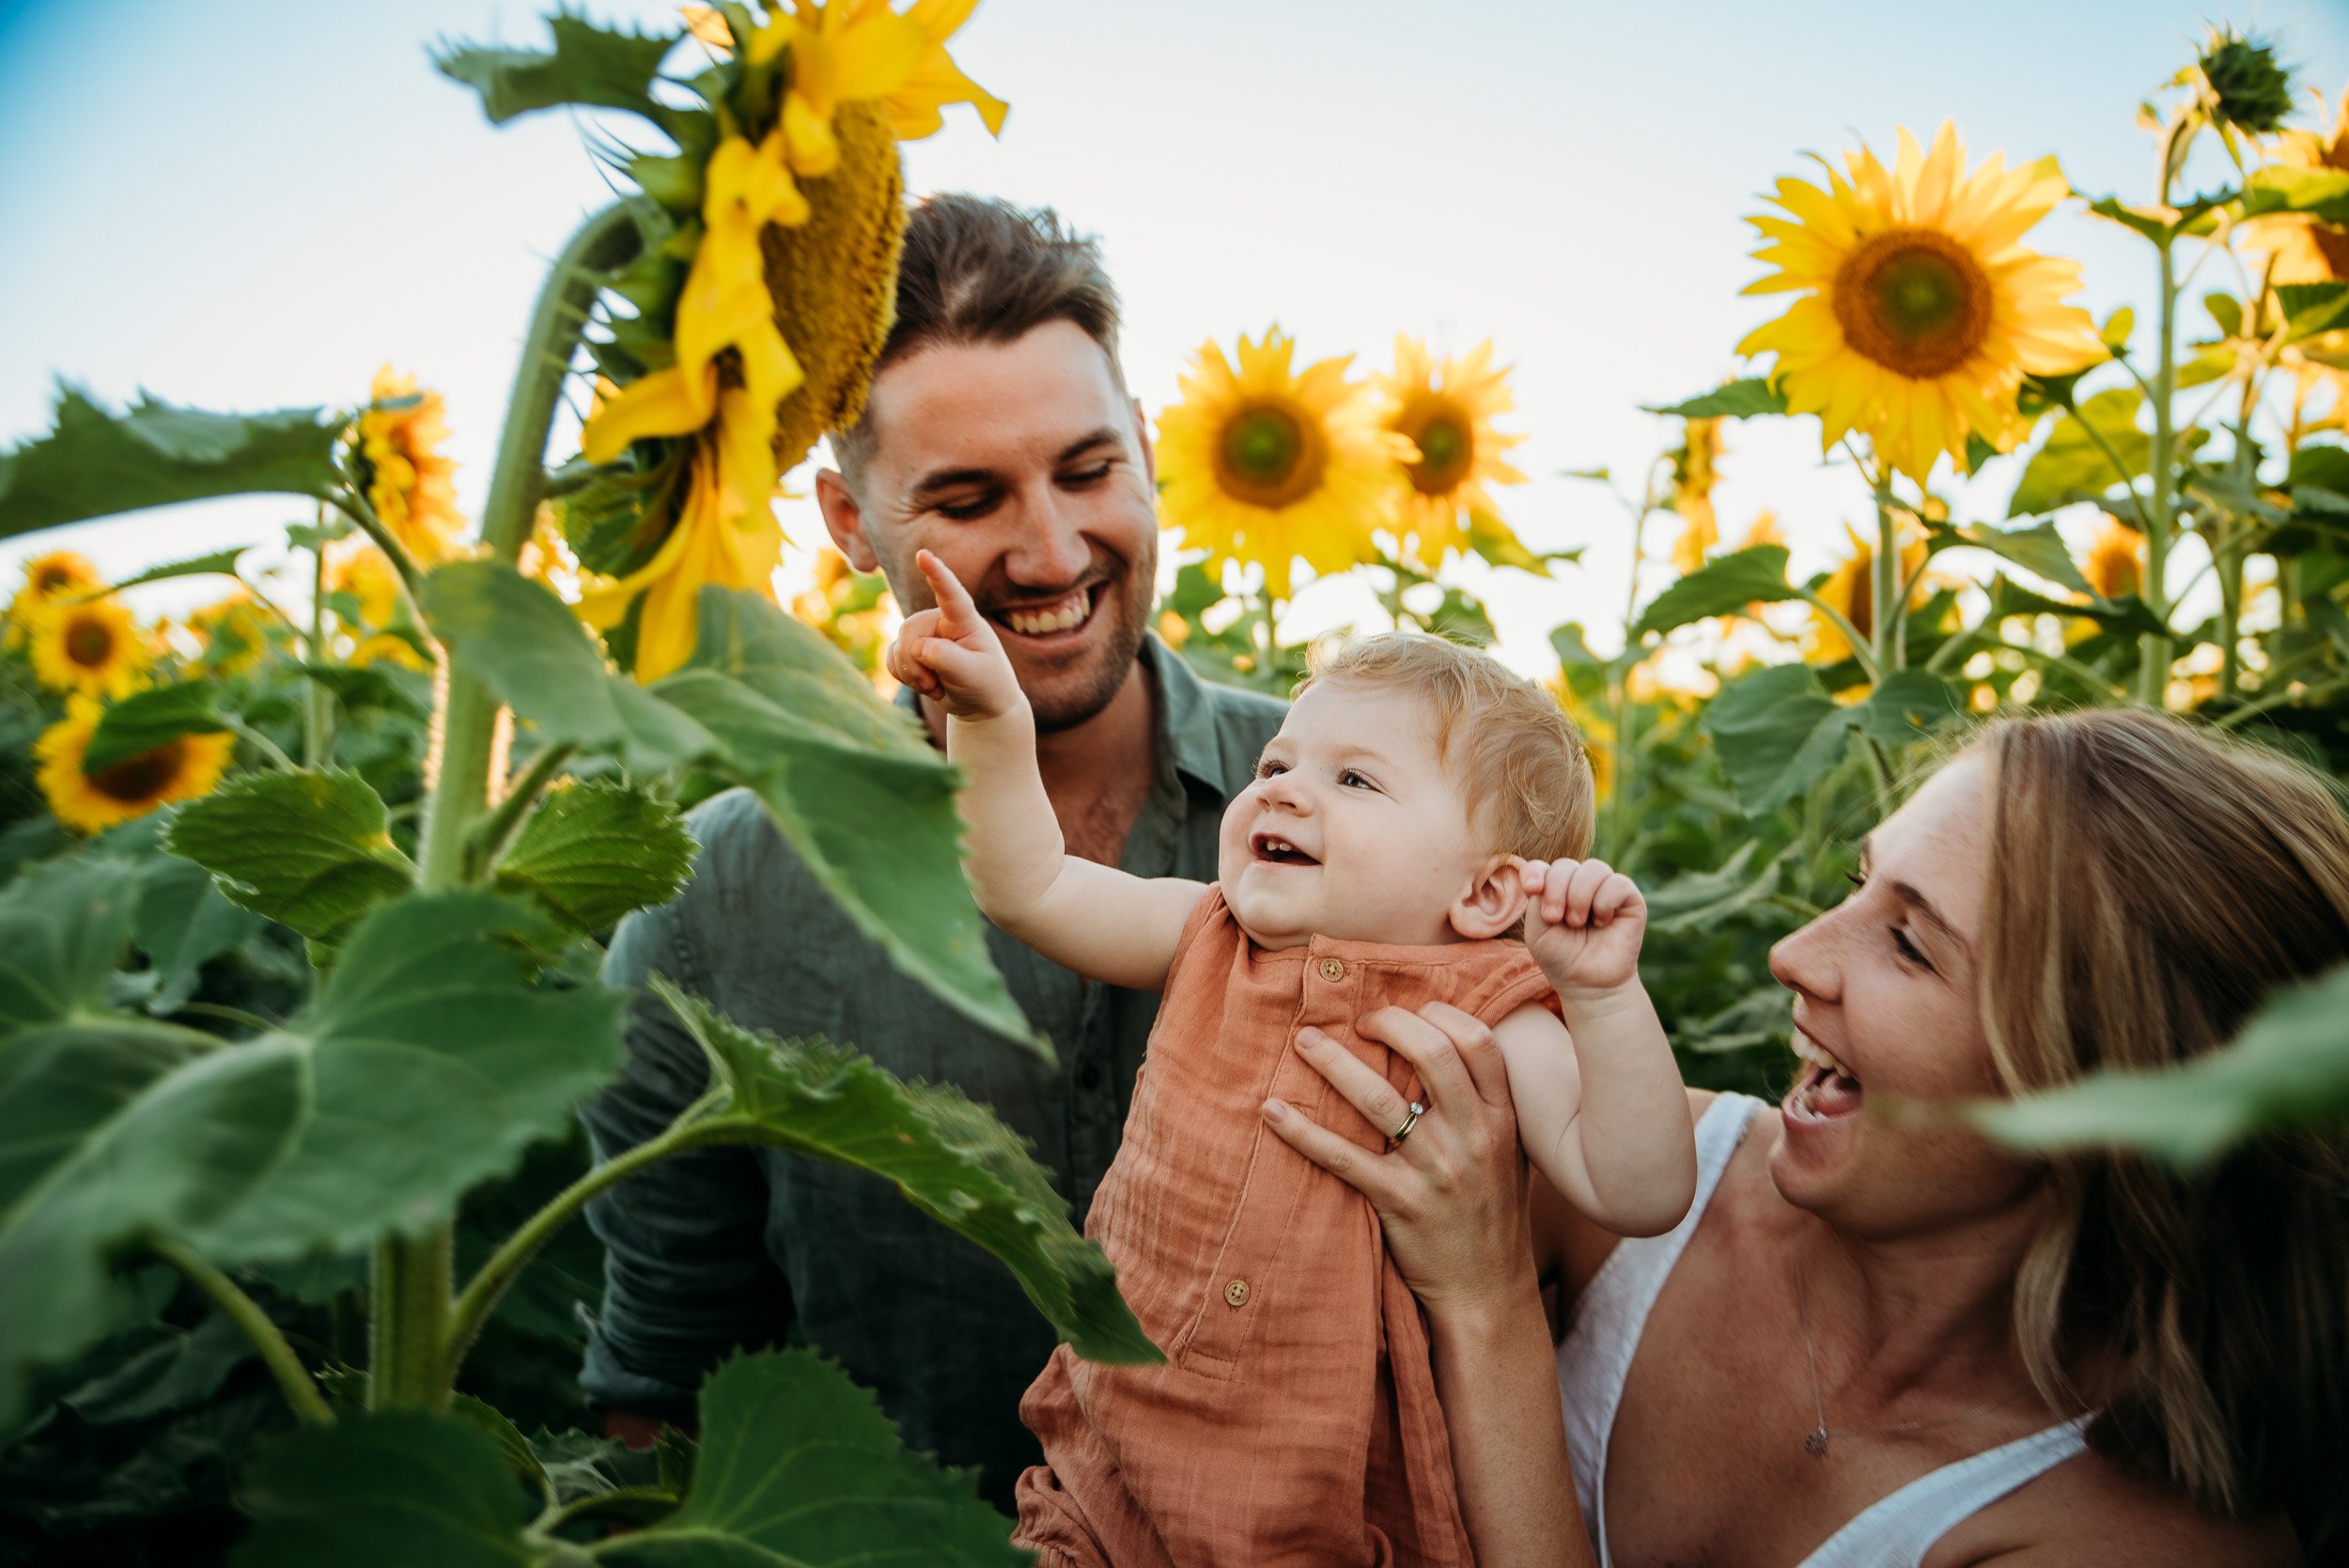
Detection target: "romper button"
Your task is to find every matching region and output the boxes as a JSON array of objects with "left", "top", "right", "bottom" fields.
[
  {"left": 1318, "top": 957, "right": 1346, "bottom": 982},
  {"left": 1224, "top": 1278, "right": 1251, "bottom": 1308}
]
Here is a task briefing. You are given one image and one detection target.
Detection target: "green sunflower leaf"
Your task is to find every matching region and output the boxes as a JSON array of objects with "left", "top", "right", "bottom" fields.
[
  {"left": 1700, "top": 663, "right": 1856, "bottom": 815},
  {"left": 1641, "top": 379, "right": 1788, "bottom": 421},
  {"left": 1633, "top": 545, "right": 1801, "bottom": 639},
  {"left": 1968, "top": 961, "right": 2349, "bottom": 1167},
  {"left": 492, "top": 780, "right": 695, "bottom": 937},
  {"left": 83, "top": 682, "right": 229, "bottom": 774},
  {"left": 1850, "top": 671, "right": 1965, "bottom": 745},
  {"left": 1937, "top": 519, "right": 2095, "bottom": 598},
  {"left": 128, "top": 854, "right": 264, "bottom": 1017},
  {"left": 0, "top": 386, "right": 342, "bottom": 540},
  {"left": 653, "top": 588, "right": 1039, "bottom": 1051},
  {"left": 164, "top": 769, "right": 415, "bottom": 957},
  {"left": 2008, "top": 388, "right": 2148, "bottom": 518},
  {"left": 434, "top": 13, "right": 680, "bottom": 126},
  {"left": 2238, "top": 166, "right": 2349, "bottom": 227},
  {"left": 658, "top": 983, "right": 1159, "bottom": 1367},
  {"left": 232, "top": 1408, "right": 536, "bottom": 1568},
  {"left": 101, "top": 547, "right": 249, "bottom": 595},
  {"left": 419, "top": 560, "right": 716, "bottom": 772}
]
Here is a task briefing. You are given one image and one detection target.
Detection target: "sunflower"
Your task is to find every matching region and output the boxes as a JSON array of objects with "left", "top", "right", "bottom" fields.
[
  {"left": 1157, "top": 329, "right": 1411, "bottom": 599},
  {"left": 1740, "top": 123, "right": 2105, "bottom": 486},
  {"left": 1668, "top": 417, "right": 1724, "bottom": 576},
  {"left": 350, "top": 632, "right": 433, "bottom": 673},
  {"left": 1373, "top": 337, "right": 1530, "bottom": 571},
  {"left": 325, "top": 538, "right": 403, "bottom": 629},
  {"left": 5, "top": 550, "right": 101, "bottom": 645},
  {"left": 2081, "top": 514, "right": 2144, "bottom": 599},
  {"left": 1547, "top": 675, "right": 1613, "bottom": 801},
  {"left": 352, "top": 367, "right": 465, "bottom": 564},
  {"left": 2253, "top": 83, "right": 2349, "bottom": 285},
  {"left": 1807, "top": 523, "right": 1931, "bottom": 665},
  {"left": 28, "top": 597, "right": 148, "bottom": 699},
  {"left": 185, "top": 588, "right": 273, "bottom": 676},
  {"left": 35, "top": 696, "right": 234, "bottom": 835}
]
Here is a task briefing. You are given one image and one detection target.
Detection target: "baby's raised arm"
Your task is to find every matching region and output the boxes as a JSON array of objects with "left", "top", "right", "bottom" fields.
[
  {"left": 1493, "top": 859, "right": 1696, "bottom": 1238},
  {"left": 888, "top": 551, "right": 1202, "bottom": 992}
]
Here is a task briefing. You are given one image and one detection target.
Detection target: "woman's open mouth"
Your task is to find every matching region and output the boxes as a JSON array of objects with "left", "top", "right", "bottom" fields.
[
  {"left": 988, "top": 582, "right": 1103, "bottom": 644},
  {"left": 1785, "top": 1030, "right": 1863, "bottom": 1122}
]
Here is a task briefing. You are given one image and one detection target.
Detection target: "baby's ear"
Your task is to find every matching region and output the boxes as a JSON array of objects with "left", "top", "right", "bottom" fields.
[{"left": 1451, "top": 855, "right": 1530, "bottom": 940}]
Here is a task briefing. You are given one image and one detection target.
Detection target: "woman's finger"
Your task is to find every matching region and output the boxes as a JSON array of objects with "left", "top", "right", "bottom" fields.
[
  {"left": 1411, "top": 1001, "right": 1517, "bottom": 1109},
  {"left": 1262, "top": 1096, "right": 1404, "bottom": 1204},
  {"left": 1291, "top": 1027, "right": 1421, "bottom": 1144},
  {"left": 1356, "top": 1005, "right": 1482, "bottom": 1119}
]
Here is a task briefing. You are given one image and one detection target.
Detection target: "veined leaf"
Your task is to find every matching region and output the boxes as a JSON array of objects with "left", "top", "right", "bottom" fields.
[
  {"left": 84, "top": 682, "right": 229, "bottom": 774},
  {"left": 1937, "top": 520, "right": 2094, "bottom": 598},
  {"left": 165, "top": 770, "right": 415, "bottom": 956},
  {"left": 1970, "top": 962, "right": 2349, "bottom": 1167},
  {"left": 1850, "top": 671, "right": 1964, "bottom": 745},
  {"left": 420, "top": 561, "right": 715, "bottom": 772},
  {"left": 1641, "top": 379, "right": 1787, "bottom": 420},
  {"left": 233, "top": 1408, "right": 534, "bottom": 1568},
  {"left": 101, "top": 547, "right": 248, "bottom": 596},
  {"left": 654, "top": 589, "right": 1038, "bottom": 1049},
  {"left": 1646, "top": 842, "right": 1784, "bottom": 936},
  {"left": 129, "top": 854, "right": 264, "bottom": 1017},
  {"left": 2083, "top": 194, "right": 2176, "bottom": 241},
  {"left": 1634, "top": 545, "right": 1800, "bottom": 638},
  {"left": 603, "top": 1350, "right": 1028, "bottom": 1566},
  {"left": 659, "top": 983, "right": 1160, "bottom": 1367},
  {"left": 493, "top": 781, "right": 694, "bottom": 937},
  {"left": 435, "top": 13, "right": 680, "bottom": 125},
  {"left": 2008, "top": 388, "right": 2146, "bottom": 519},
  {"left": 1700, "top": 664, "right": 1854, "bottom": 815},
  {"left": 2239, "top": 165, "right": 2349, "bottom": 227},
  {"left": 0, "top": 386, "right": 341, "bottom": 540}
]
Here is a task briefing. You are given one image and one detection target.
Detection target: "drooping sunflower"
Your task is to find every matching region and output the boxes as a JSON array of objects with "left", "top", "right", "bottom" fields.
[
  {"left": 353, "top": 366, "right": 466, "bottom": 564},
  {"left": 1157, "top": 329, "right": 1411, "bottom": 600},
  {"left": 185, "top": 588, "right": 274, "bottom": 676},
  {"left": 1373, "top": 337, "right": 1531, "bottom": 572},
  {"left": 5, "top": 550, "right": 101, "bottom": 645},
  {"left": 1668, "top": 416, "right": 1724, "bottom": 576},
  {"left": 35, "top": 696, "right": 234, "bottom": 835},
  {"left": 578, "top": 1, "right": 1003, "bottom": 679},
  {"left": 2081, "top": 513, "right": 2144, "bottom": 599},
  {"left": 2254, "top": 83, "right": 2349, "bottom": 285},
  {"left": 325, "top": 538, "right": 403, "bottom": 629},
  {"left": 28, "top": 597, "right": 148, "bottom": 699},
  {"left": 1740, "top": 123, "right": 2105, "bottom": 486},
  {"left": 1806, "top": 523, "right": 1931, "bottom": 665}
]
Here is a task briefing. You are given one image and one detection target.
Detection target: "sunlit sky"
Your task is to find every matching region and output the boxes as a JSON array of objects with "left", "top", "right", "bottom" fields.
[{"left": 4, "top": 0, "right": 2347, "bottom": 675}]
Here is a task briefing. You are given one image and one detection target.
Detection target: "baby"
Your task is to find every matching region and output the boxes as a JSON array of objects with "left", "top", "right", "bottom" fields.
[{"left": 890, "top": 551, "right": 1697, "bottom": 1568}]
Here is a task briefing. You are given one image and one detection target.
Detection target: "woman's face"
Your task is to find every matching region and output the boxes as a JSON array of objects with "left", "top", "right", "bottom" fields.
[{"left": 1766, "top": 754, "right": 2044, "bottom": 1236}]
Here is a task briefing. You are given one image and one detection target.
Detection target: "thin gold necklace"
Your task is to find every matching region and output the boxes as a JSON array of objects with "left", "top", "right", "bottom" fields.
[{"left": 1793, "top": 1226, "right": 2009, "bottom": 1458}]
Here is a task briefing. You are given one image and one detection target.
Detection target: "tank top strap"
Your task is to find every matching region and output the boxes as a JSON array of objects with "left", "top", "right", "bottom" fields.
[
  {"left": 1558, "top": 1092, "right": 1765, "bottom": 1547},
  {"left": 1797, "top": 1416, "right": 2092, "bottom": 1568}
]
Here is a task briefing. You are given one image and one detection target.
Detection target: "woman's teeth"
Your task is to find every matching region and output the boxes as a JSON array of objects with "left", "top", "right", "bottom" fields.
[
  {"left": 998, "top": 589, "right": 1092, "bottom": 636},
  {"left": 1792, "top": 1032, "right": 1855, "bottom": 1080}
]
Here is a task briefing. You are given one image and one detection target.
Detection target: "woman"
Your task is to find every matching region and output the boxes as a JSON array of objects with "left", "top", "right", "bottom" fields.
[{"left": 1263, "top": 709, "right": 2348, "bottom": 1565}]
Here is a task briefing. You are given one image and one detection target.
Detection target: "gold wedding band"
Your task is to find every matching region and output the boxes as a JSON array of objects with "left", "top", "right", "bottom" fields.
[{"left": 1388, "top": 1101, "right": 1425, "bottom": 1148}]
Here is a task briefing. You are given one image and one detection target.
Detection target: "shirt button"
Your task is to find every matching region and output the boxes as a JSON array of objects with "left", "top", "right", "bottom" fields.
[
  {"left": 1077, "top": 1060, "right": 1104, "bottom": 1091},
  {"left": 1317, "top": 957, "right": 1346, "bottom": 982},
  {"left": 1224, "top": 1278, "right": 1251, "bottom": 1308}
]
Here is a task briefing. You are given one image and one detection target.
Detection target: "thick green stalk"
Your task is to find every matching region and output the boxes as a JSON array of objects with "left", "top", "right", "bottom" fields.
[
  {"left": 1870, "top": 474, "right": 1902, "bottom": 676},
  {"left": 154, "top": 1236, "right": 334, "bottom": 1427},
  {"left": 304, "top": 507, "right": 331, "bottom": 768},
  {"left": 372, "top": 199, "right": 644, "bottom": 1413},
  {"left": 2137, "top": 127, "right": 2186, "bottom": 706}
]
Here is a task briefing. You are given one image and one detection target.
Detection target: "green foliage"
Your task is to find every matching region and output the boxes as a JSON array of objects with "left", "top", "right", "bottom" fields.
[
  {"left": 1702, "top": 666, "right": 1960, "bottom": 815},
  {"left": 234, "top": 1406, "right": 532, "bottom": 1567},
  {"left": 2008, "top": 388, "right": 2146, "bottom": 517},
  {"left": 2238, "top": 165, "right": 2349, "bottom": 226},
  {"left": 1937, "top": 520, "right": 2094, "bottom": 598},
  {"left": 1634, "top": 545, "right": 1801, "bottom": 637},
  {"left": 104, "top": 548, "right": 250, "bottom": 595},
  {"left": 85, "top": 682, "right": 230, "bottom": 773},
  {"left": 166, "top": 771, "right": 416, "bottom": 958},
  {"left": 656, "top": 982, "right": 1161, "bottom": 1367},
  {"left": 0, "top": 388, "right": 343, "bottom": 539},
  {"left": 434, "top": 14, "right": 681, "bottom": 126},
  {"left": 1641, "top": 379, "right": 1788, "bottom": 420},
  {"left": 492, "top": 782, "right": 694, "bottom": 938},
  {"left": 1972, "top": 963, "right": 2349, "bottom": 1167}
]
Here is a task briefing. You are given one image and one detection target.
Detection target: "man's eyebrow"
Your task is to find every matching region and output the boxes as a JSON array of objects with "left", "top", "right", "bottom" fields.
[
  {"left": 1859, "top": 834, "right": 1974, "bottom": 964},
  {"left": 1055, "top": 427, "right": 1123, "bottom": 465},
  {"left": 908, "top": 464, "right": 1001, "bottom": 505}
]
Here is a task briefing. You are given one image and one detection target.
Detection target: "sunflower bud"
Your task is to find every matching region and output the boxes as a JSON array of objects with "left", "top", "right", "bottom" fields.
[
  {"left": 760, "top": 101, "right": 908, "bottom": 476},
  {"left": 2196, "top": 28, "right": 2295, "bottom": 137}
]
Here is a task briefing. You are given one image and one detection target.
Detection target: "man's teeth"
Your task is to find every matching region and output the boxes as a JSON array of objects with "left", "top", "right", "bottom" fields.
[
  {"left": 999, "top": 591, "right": 1091, "bottom": 636},
  {"left": 1792, "top": 1032, "right": 1856, "bottom": 1080}
]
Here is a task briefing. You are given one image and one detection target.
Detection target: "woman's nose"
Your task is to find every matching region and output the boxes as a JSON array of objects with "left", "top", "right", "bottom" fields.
[{"left": 1768, "top": 910, "right": 1841, "bottom": 1003}]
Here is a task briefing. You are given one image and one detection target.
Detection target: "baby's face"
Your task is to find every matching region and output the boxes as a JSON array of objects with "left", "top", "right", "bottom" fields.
[{"left": 1217, "top": 680, "right": 1493, "bottom": 951}]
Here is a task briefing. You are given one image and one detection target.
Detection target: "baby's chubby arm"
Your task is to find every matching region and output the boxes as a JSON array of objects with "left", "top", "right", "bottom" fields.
[
  {"left": 886, "top": 551, "right": 1202, "bottom": 992},
  {"left": 1496, "top": 859, "right": 1696, "bottom": 1238}
]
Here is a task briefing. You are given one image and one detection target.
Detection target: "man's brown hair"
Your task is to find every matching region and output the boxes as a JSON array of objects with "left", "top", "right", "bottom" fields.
[{"left": 832, "top": 194, "right": 1124, "bottom": 486}]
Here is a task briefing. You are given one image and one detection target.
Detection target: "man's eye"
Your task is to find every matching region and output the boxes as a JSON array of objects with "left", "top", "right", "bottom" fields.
[
  {"left": 936, "top": 493, "right": 997, "bottom": 520},
  {"left": 1061, "top": 462, "right": 1112, "bottom": 487}
]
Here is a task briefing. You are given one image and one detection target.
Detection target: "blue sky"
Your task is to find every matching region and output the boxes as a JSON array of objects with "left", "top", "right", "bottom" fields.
[{"left": 3, "top": 0, "right": 2346, "bottom": 672}]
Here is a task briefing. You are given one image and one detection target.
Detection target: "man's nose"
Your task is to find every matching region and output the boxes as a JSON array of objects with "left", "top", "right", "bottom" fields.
[{"left": 1004, "top": 487, "right": 1092, "bottom": 587}]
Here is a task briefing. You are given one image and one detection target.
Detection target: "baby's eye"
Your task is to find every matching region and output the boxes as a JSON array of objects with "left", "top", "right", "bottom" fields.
[
  {"left": 1255, "top": 758, "right": 1286, "bottom": 780},
  {"left": 1339, "top": 768, "right": 1377, "bottom": 790}
]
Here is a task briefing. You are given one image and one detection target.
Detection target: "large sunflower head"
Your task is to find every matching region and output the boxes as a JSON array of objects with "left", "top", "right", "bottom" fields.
[
  {"left": 5, "top": 550, "right": 101, "bottom": 645},
  {"left": 28, "top": 597, "right": 148, "bottom": 699},
  {"left": 35, "top": 696, "right": 234, "bottom": 835},
  {"left": 352, "top": 366, "right": 466, "bottom": 564},
  {"left": 2252, "top": 83, "right": 2349, "bottom": 285},
  {"left": 1373, "top": 336, "right": 1531, "bottom": 571},
  {"left": 1156, "top": 328, "right": 1409, "bottom": 600},
  {"left": 1739, "top": 123, "right": 2106, "bottom": 486}
]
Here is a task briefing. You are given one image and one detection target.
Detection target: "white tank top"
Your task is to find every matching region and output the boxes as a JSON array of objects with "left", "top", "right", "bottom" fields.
[{"left": 1555, "top": 1094, "right": 2091, "bottom": 1568}]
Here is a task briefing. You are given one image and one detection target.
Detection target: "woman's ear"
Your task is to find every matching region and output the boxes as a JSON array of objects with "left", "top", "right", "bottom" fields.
[{"left": 1451, "top": 855, "right": 1530, "bottom": 940}]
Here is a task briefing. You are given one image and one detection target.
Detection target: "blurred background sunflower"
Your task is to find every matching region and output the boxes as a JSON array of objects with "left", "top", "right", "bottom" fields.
[{"left": 1375, "top": 336, "right": 1531, "bottom": 573}]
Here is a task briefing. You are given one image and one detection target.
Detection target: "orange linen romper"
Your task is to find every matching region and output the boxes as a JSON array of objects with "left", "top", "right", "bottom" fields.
[{"left": 1014, "top": 886, "right": 1554, "bottom": 1567}]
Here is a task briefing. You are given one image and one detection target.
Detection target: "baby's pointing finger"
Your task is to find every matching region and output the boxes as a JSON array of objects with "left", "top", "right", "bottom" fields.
[{"left": 913, "top": 549, "right": 980, "bottom": 624}]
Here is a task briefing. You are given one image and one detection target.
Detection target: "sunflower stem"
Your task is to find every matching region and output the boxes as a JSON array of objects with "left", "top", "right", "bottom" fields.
[
  {"left": 2136, "top": 121, "right": 2188, "bottom": 706},
  {"left": 304, "top": 508, "right": 332, "bottom": 768},
  {"left": 374, "top": 200, "right": 644, "bottom": 1416},
  {"left": 1870, "top": 473, "right": 1903, "bottom": 675},
  {"left": 153, "top": 1235, "right": 334, "bottom": 1428},
  {"left": 464, "top": 742, "right": 577, "bottom": 881}
]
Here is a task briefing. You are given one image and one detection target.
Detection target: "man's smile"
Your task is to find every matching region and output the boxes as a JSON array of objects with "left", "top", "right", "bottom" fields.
[{"left": 988, "top": 582, "right": 1102, "bottom": 642}]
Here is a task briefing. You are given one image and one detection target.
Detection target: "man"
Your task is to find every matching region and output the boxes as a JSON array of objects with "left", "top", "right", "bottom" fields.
[{"left": 581, "top": 194, "right": 1285, "bottom": 1510}]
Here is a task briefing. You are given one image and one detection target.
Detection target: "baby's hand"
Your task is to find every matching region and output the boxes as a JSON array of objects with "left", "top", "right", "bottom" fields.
[
  {"left": 887, "top": 551, "right": 1022, "bottom": 721},
  {"left": 1518, "top": 857, "right": 1647, "bottom": 997}
]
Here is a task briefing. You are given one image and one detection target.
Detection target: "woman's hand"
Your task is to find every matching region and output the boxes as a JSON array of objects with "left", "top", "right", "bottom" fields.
[{"left": 1261, "top": 1001, "right": 1539, "bottom": 1319}]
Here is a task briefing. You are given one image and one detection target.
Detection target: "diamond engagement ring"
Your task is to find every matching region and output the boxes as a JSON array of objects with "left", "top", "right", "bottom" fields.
[{"left": 1387, "top": 1101, "right": 1425, "bottom": 1147}]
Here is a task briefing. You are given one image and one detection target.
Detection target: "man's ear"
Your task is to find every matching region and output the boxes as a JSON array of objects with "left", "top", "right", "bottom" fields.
[
  {"left": 814, "top": 468, "right": 882, "bottom": 573},
  {"left": 1451, "top": 855, "right": 1530, "bottom": 940},
  {"left": 1132, "top": 394, "right": 1157, "bottom": 488}
]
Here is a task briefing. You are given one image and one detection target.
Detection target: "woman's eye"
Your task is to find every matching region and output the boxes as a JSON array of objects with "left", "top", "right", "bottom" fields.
[
  {"left": 1843, "top": 870, "right": 1867, "bottom": 892},
  {"left": 1890, "top": 926, "right": 1931, "bottom": 968}
]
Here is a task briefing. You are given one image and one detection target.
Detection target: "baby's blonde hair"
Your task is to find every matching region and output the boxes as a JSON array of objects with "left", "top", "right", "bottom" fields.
[{"left": 1299, "top": 631, "right": 1595, "bottom": 862}]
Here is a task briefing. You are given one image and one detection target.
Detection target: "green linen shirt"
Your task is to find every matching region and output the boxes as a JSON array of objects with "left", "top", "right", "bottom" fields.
[{"left": 580, "top": 635, "right": 1284, "bottom": 1509}]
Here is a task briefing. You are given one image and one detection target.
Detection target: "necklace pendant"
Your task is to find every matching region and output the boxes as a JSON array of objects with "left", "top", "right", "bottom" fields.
[{"left": 1804, "top": 1428, "right": 1830, "bottom": 1457}]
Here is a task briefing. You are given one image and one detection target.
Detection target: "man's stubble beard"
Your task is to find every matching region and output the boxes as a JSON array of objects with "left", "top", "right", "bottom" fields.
[{"left": 1027, "top": 564, "right": 1155, "bottom": 734}]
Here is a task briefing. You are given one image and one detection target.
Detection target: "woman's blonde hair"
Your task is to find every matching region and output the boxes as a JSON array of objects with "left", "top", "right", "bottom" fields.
[
  {"left": 1971, "top": 708, "right": 2349, "bottom": 1525},
  {"left": 1299, "top": 631, "right": 1595, "bottom": 863}
]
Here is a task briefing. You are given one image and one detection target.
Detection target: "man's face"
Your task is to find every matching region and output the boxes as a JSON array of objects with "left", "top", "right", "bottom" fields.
[{"left": 817, "top": 320, "right": 1159, "bottom": 732}]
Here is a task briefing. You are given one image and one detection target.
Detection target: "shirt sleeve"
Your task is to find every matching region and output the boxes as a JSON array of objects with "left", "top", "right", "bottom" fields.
[{"left": 579, "top": 892, "right": 792, "bottom": 1421}]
